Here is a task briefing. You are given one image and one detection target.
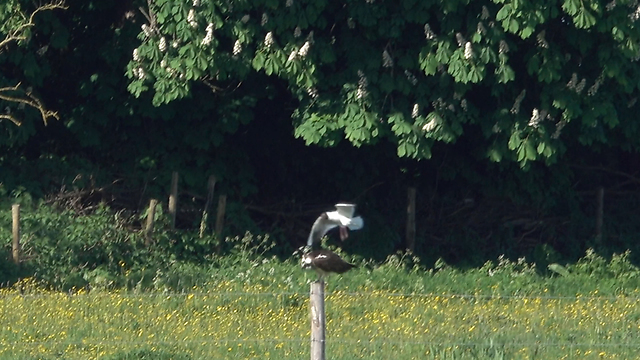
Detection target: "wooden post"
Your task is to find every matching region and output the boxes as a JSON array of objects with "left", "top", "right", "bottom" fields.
[
  {"left": 215, "top": 195, "right": 227, "bottom": 245},
  {"left": 406, "top": 187, "right": 417, "bottom": 251},
  {"left": 12, "top": 204, "right": 20, "bottom": 265},
  {"left": 310, "top": 281, "right": 326, "bottom": 360},
  {"left": 199, "top": 175, "right": 217, "bottom": 238},
  {"left": 145, "top": 199, "right": 158, "bottom": 246},
  {"left": 168, "top": 171, "right": 179, "bottom": 230},
  {"left": 595, "top": 186, "right": 604, "bottom": 244}
]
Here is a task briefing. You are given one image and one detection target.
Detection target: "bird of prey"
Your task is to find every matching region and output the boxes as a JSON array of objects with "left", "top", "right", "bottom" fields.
[
  {"left": 301, "top": 203, "right": 363, "bottom": 281},
  {"left": 302, "top": 250, "right": 356, "bottom": 282},
  {"left": 306, "top": 203, "right": 364, "bottom": 250}
]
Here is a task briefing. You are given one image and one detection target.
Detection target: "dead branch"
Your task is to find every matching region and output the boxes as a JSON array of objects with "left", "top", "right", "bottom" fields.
[
  {"left": 0, "top": 83, "right": 60, "bottom": 125},
  {"left": 0, "top": 1, "right": 67, "bottom": 53}
]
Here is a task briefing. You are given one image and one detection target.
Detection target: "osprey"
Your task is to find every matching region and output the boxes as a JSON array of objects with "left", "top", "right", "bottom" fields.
[
  {"left": 302, "top": 203, "right": 363, "bottom": 280},
  {"left": 302, "top": 250, "right": 356, "bottom": 281}
]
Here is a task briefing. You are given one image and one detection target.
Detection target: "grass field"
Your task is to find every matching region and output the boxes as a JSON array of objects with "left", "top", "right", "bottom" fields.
[{"left": 2, "top": 256, "right": 640, "bottom": 360}]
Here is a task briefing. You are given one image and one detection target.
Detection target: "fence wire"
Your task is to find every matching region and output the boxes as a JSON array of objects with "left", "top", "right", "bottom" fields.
[{"left": 1, "top": 291, "right": 640, "bottom": 358}]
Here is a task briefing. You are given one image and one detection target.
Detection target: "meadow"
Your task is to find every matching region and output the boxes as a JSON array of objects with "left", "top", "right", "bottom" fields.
[{"left": 2, "top": 250, "right": 640, "bottom": 360}]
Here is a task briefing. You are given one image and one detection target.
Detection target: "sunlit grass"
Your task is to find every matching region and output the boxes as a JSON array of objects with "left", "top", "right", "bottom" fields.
[{"left": 1, "top": 277, "right": 640, "bottom": 359}]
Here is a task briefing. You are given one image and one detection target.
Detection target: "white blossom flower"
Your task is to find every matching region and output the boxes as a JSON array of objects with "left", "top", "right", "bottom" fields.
[
  {"left": 422, "top": 118, "right": 437, "bottom": 132},
  {"left": 36, "top": 45, "right": 48, "bottom": 56},
  {"left": 529, "top": 108, "right": 547, "bottom": 128},
  {"left": 241, "top": 14, "right": 250, "bottom": 24},
  {"left": 424, "top": 23, "right": 435, "bottom": 40},
  {"left": 160, "top": 59, "right": 167, "bottom": 68},
  {"left": 631, "top": 5, "right": 640, "bottom": 21},
  {"left": 404, "top": 70, "right": 418, "bottom": 85},
  {"left": 536, "top": 30, "right": 548, "bottom": 48},
  {"left": 261, "top": 13, "right": 269, "bottom": 26},
  {"left": 264, "top": 32, "right": 274, "bottom": 48},
  {"left": 477, "top": 22, "right": 486, "bottom": 35},
  {"left": 575, "top": 78, "right": 586, "bottom": 94},
  {"left": 566, "top": 73, "right": 578, "bottom": 90},
  {"left": 461, "top": 99, "right": 468, "bottom": 111},
  {"left": 510, "top": 90, "right": 526, "bottom": 114},
  {"left": 455, "top": 33, "right": 465, "bottom": 47},
  {"left": 172, "top": 40, "right": 180, "bottom": 48},
  {"left": 588, "top": 74, "right": 604, "bottom": 96},
  {"left": 481, "top": 6, "right": 490, "bottom": 20},
  {"left": 159, "top": 37, "right": 167, "bottom": 52},
  {"left": 499, "top": 40, "right": 509, "bottom": 54},
  {"left": 357, "top": 70, "right": 368, "bottom": 99},
  {"left": 294, "top": 26, "right": 302, "bottom": 38},
  {"left": 529, "top": 108, "right": 541, "bottom": 128},
  {"left": 382, "top": 50, "right": 393, "bottom": 67},
  {"left": 233, "top": 40, "right": 242, "bottom": 56},
  {"left": 193, "top": 0, "right": 200, "bottom": 6},
  {"left": 287, "top": 49, "right": 297, "bottom": 62},
  {"left": 298, "top": 41, "right": 311, "bottom": 57},
  {"left": 133, "top": 48, "right": 140, "bottom": 61},
  {"left": 552, "top": 120, "right": 566, "bottom": 139},
  {"left": 307, "top": 87, "right": 319, "bottom": 99},
  {"left": 605, "top": 0, "right": 616, "bottom": 11},
  {"left": 137, "top": 67, "right": 146, "bottom": 80},
  {"left": 188, "top": 9, "right": 197, "bottom": 27},
  {"left": 202, "top": 23, "right": 214, "bottom": 46},
  {"left": 141, "top": 24, "right": 152, "bottom": 37},
  {"left": 347, "top": 18, "right": 355, "bottom": 29},
  {"left": 464, "top": 42, "right": 474, "bottom": 60},
  {"left": 411, "top": 103, "right": 420, "bottom": 118},
  {"left": 286, "top": 0, "right": 294, "bottom": 7}
]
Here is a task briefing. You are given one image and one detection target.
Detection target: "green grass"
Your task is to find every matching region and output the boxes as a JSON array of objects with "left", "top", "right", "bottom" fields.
[{"left": 1, "top": 254, "right": 640, "bottom": 360}]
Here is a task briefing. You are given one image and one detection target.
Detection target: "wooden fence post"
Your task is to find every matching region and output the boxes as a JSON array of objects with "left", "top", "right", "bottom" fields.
[
  {"left": 406, "top": 187, "right": 417, "bottom": 251},
  {"left": 215, "top": 195, "right": 227, "bottom": 247},
  {"left": 310, "top": 280, "right": 326, "bottom": 360},
  {"left": 12, "top": 204, "right": 20, "bottom": 264},
  {"left": 168, "top": 171, "right": 179, "bottom": 230},
  {"left": 199, "top": 175, "right": 217, "bottom": 238},
  {"left": 145, "top": 199, "right": 158, "bottom": 246}
]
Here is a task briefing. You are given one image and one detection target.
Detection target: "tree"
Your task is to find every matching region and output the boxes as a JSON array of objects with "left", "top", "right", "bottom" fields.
[
  {"left": 126, "top": 0, "right": 640, "bottom": 166},
  {"left": 0, "top": 0, "right": 66, "bottom": 127}
]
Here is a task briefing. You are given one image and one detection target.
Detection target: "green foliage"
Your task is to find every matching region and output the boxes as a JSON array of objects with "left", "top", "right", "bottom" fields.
[{"left": 124, "top": 0, "right": 640, "bottom": 165}]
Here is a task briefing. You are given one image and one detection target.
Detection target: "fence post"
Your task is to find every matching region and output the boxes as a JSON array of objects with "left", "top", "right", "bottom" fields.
[
  {"left": 168, "top": 171, "right": 179, "bottom": 230},
  {"left": 199, "top": 175, "right": 217, "bottom": 238},
  {"left": 145, "top": 199, "right": 158, "bottom": 246},
  {"left": 310, "top": 280, "right": 326, "bottom": 360},
  {"left": 406, "top": 187, "right": 416, "bottom": 251},
  {"left": 215, "top": 195, "right": 227, "bottom": 250},
  {"left": 12, "top": 204, "right": 20, "bottom": 264}
]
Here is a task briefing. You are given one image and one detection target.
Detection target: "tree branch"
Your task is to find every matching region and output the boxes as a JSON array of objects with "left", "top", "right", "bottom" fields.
[
  {"left": 0, "top": 1, "right": 67, "bottom": 53},
  {"left": 0, "top": 83, "right": 60, "bottom": 126}
]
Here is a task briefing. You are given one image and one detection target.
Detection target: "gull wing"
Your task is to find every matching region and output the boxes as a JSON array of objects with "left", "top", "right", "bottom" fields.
[
  {"left": 334, "top": 203, "right": 357, "bottom": 218},
  {"left": 307, "top": 213, "right": 339, "bottom": 248}
]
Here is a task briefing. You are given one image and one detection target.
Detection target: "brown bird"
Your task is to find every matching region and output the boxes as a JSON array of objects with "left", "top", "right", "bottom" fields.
[{"left": 301, "top": 249, "right": 356, "bottom": 282}]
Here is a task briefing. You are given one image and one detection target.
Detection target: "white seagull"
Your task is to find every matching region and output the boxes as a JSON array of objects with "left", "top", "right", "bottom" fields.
[{"left": 306, "top": 203, "right": 364, "bottom": 249}]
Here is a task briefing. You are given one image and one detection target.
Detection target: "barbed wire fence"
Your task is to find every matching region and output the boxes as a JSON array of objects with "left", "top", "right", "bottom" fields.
[{"left": 2, "top": 291, "right": 640, "bottom": 358}]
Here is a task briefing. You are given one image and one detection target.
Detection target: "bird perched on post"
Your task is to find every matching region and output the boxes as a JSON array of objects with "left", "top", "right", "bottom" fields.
[{"left": 301, "top": 203, "right": 363, "bottom": 281}]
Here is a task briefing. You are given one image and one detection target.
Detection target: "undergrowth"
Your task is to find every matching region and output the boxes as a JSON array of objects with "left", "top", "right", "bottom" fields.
[{"left": 1, "top": 198, "right": 640, "bottom": 297}]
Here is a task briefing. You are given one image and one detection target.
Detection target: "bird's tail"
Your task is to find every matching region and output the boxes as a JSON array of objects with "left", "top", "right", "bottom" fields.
[{"left": 347, "top": 216, "right": 364, "bottom": 230}]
